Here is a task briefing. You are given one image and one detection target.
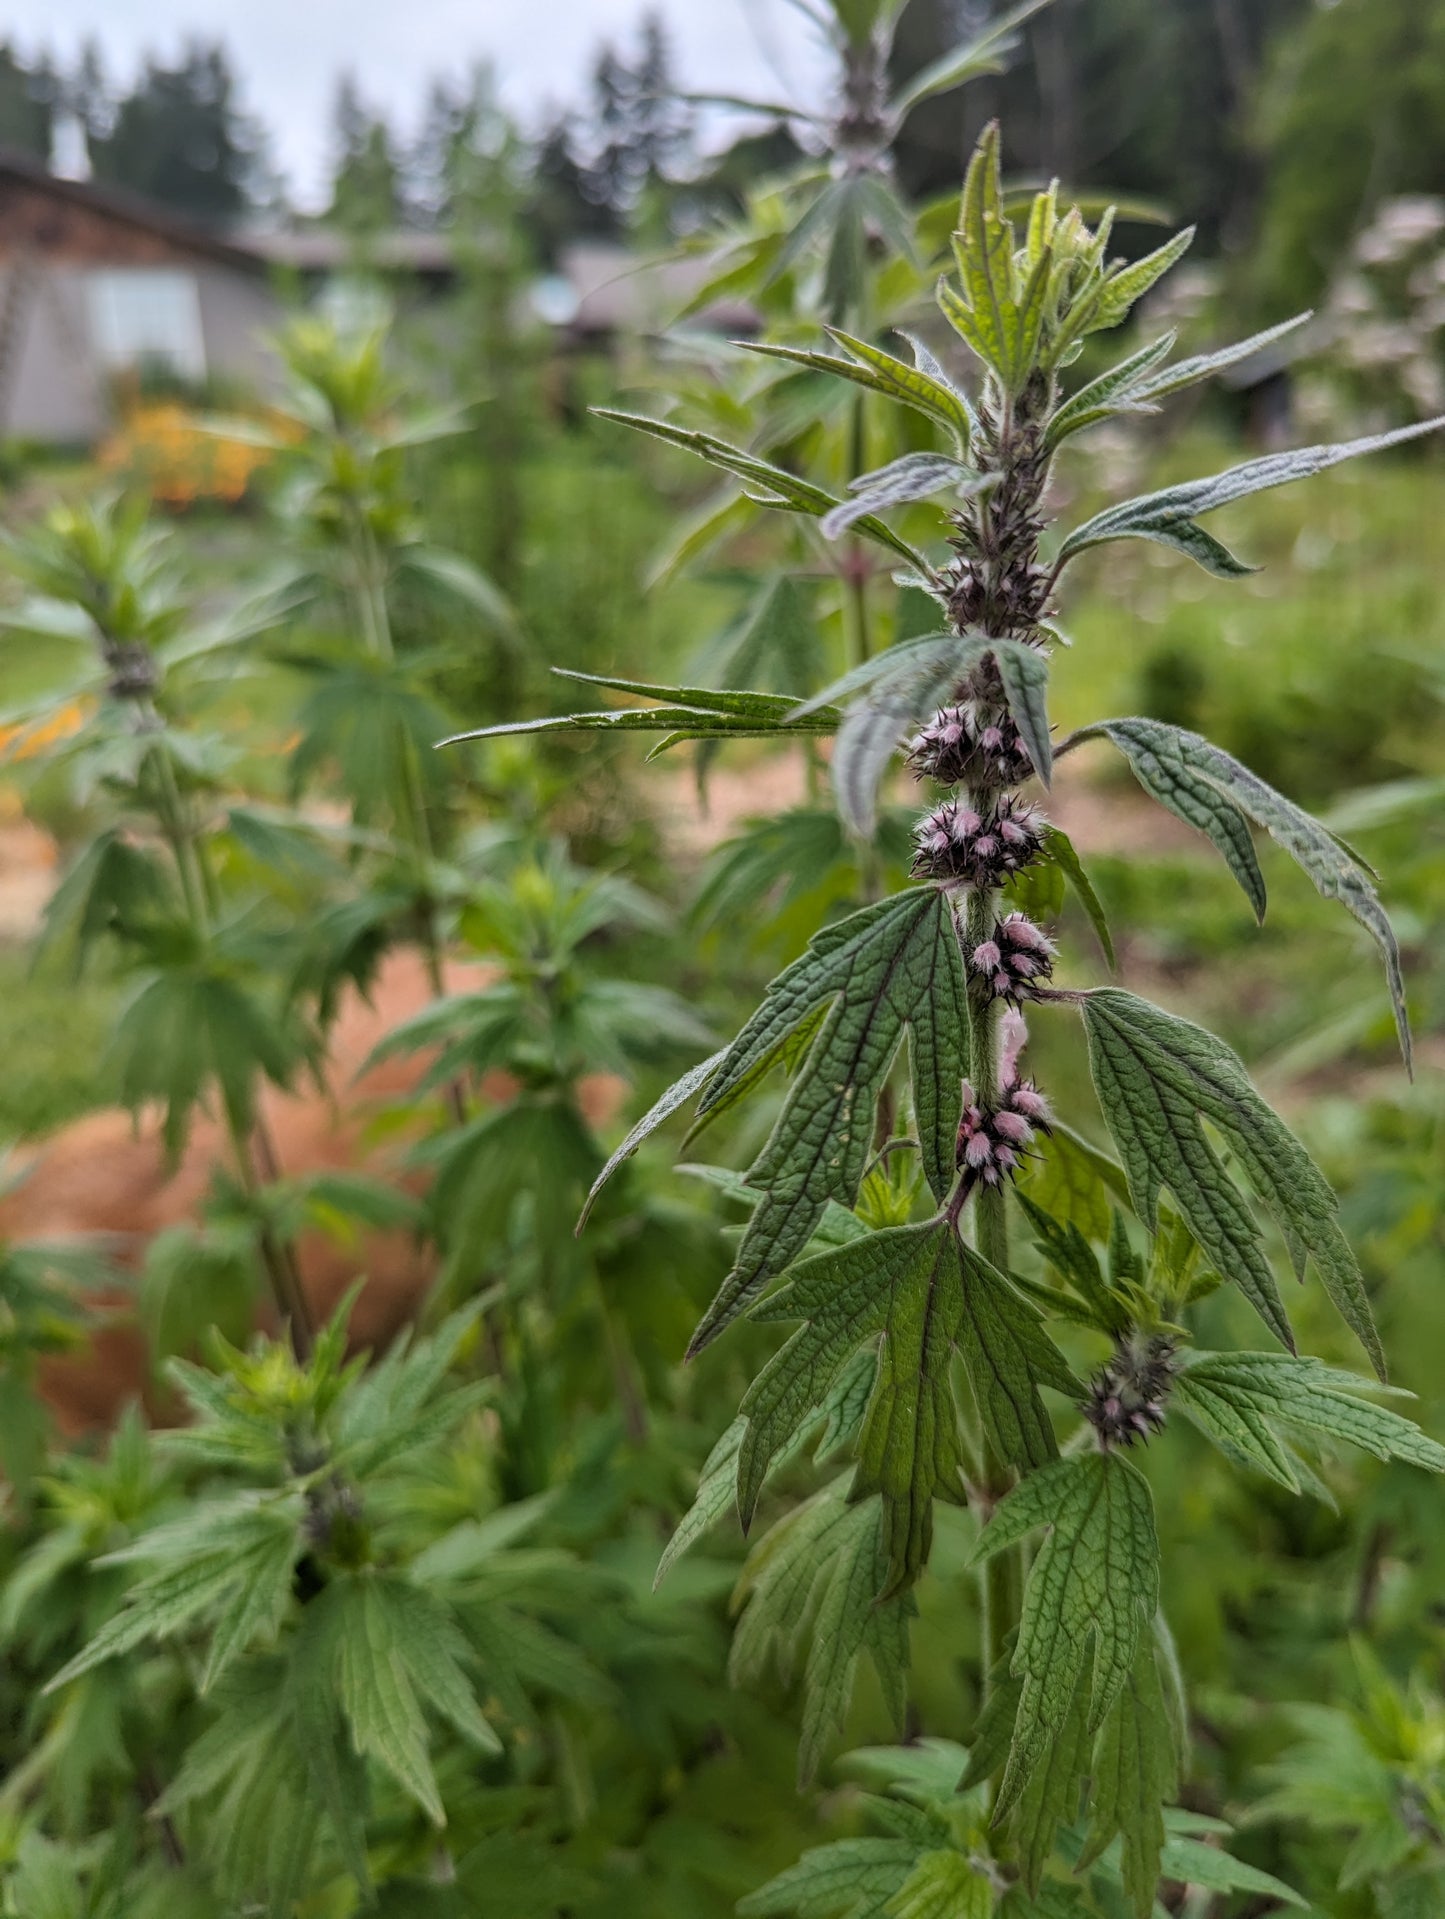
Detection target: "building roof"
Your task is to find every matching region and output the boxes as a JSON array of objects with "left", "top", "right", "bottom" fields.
[
  {"left": 243, "top": 228, "right": 457, "bottom": 273},
  {"left": 0, "top": 147, "right": 266, "bottom": 272}
]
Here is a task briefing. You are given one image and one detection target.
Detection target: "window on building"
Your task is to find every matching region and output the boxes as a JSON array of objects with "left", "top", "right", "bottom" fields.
[{"left": 86, "top": 269, "right": 207, "bottom": 383}]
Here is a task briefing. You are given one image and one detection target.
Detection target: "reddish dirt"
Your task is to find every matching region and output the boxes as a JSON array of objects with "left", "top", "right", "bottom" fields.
[
  {"left": 652, "top": 741, "right": 1202, "bottom": 863},
  {"left": 2, "top": 946, "right": 623, "bottom": 1437}
]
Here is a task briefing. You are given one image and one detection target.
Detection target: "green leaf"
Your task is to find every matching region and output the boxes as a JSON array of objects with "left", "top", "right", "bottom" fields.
[
  {"left": 886, "top": 1851, "right": 992, "bottom": 1919},
  {"left": 46, "top": 1499, "right": 301, "bottom": 1692},
  {"left": 593, "top": 408, "right": 930, "bottom": 570},
  {"left": 1041, "top": 826, "right": 1114, "bottom": 967},
  {"left": 822, "top": 452, "right": 989, "bottom": 541},
  {"left": 1083, "top": 227, "right": 1196, "bottom": 335},
  {"left": 798, "top": 632, "right": 1048, "bottom": 837},
  {"left": 376, "top": 1576, "right": 502, "bottom": 1754},
  {"left": 1078, "top": 1633, "right": 1181, "bottom": 1918},
  {"left": 656, "top": 1417, "right": 746, "bottom": 1587},
  {"left": 890, "top": 0, "right": 1054, "bottom": 119},
  {"left": 942, "top": 121, "right": 1049, "bottom": 395},
  {"left": 396, "top": 542, "right": 516, "bottom": 638},
  {"left": 993, "top": 637, "right": 1052, "bottom": 787},
  {"left": 442, "top": 672, "right": 840, "bottom": 751},
  {"left": 970, "top": 1452, "right": 1159, "bottom": 1815},
  {"left": 1128, "top": 312, "right": 1313, "bottom": 404},
  {"left": 578, "top": 1048, "right": 726, "bottom": 1230},
  {"left": 688, "top": 889, "right": 969, "bottom": 1354},
  {"left": 1175, "top": 1351, "right": 1445, "bottom": 1491},
  {"left": 1020, "top": 1122, "right": 1132, "bottom": 1243},
  {"left": 1043, "top": 333, "right": 1179, "bottom": 451},
  {"left": 1071, "top": 718, "right": 1410, "bottom": 1069},
  {"left": 1157, "top": 1835, "right": 1306, "bottom": 1907},
  {"left": 1013, "top": 1195, "right": 1125, "bottom": 1336},
  {"left": 331, "top": 1573, "right": 445, "bottom": 1826},
  {"left": 1079, "top": 989, "right": 1384, "bottom": 1373},
  {"left": 739, "top": 1837, "right": 921, "bottom": 1919},
  {"left": 1059, "top": 418, "right": 1445, "bottom": 576},
  {"left": 1069, "top": 719, "right": 1264, "bottom": 918},
  {"left": 955, "top": 1243, "right": 1081, "bottom": 1475},
  {"left": 742, "top": 328, "right": 973, "bottom": 448},
  {"left": 731, "top": 1483, "right": 913, "bottom": 1785},
  {"left": 741, "top": 1224, "right": 960, "bottom": 1589},
  {"left": 1011, "top": 1668, "right": 1091, "bottom": 1893}
]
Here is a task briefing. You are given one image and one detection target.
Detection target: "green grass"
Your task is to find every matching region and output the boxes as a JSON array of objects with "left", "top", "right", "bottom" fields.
[{"left": 0, "top": 947, "right": 119, "bottom": 1141}]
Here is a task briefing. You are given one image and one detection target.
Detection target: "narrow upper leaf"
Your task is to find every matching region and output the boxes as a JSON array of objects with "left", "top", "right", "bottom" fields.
[
  {"left": 593, "top": 408, "right": 930, "bottom": 570},
  {"left": 741, "top": 328, "right": 973, "bottom": 448},
  {"left": 1069, "top": 719, "right": 1411, "bottom": 1068},
  {"left": 1080, "top": 989, "right": 1384, "bottom": 1374},
  {"left": 1059, "top": 418, "right": 1445, "bottom": 575},
  {"left": 578, "top": 1048, "right": 726, "bottom": 1229},
  {"left": 821, "top": 453, "right": 989, "bottom": 541}
]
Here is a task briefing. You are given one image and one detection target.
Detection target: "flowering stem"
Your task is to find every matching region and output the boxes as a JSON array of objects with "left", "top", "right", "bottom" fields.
[{"left": 962, "top": 880, "right": 1022, "bottom": 1688}]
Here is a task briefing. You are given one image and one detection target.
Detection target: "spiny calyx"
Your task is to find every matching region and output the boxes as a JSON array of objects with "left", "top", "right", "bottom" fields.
[
  {"left": 912, "top": 792, "right": 1045, "bottom": 885},
  {"left": 1083, "top": 1331, "right": 1180, "bottom": 1450}
]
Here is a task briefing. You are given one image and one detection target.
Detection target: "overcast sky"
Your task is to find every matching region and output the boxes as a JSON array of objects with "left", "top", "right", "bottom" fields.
[{"left": 3, "top": 0, "right": 833, "bottom": 208}]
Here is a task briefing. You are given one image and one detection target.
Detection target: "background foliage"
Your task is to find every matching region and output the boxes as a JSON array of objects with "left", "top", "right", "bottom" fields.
[{"left": 0, "top": 2, "right": 1443, "bottom": 1915}]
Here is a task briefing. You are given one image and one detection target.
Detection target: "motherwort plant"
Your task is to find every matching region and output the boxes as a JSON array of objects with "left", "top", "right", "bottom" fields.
[{"left": 455, "top": 127, "right": 1445, "bottom": 1914}]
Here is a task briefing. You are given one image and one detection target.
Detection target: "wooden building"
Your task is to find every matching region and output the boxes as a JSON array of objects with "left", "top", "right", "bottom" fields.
[{"left": 0, "top": 150, "right": 281, "bottom": 443}]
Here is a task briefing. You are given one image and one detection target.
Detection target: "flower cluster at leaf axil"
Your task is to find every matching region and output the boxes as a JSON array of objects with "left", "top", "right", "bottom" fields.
[
  {"left": 906, "top": 701, "right": 1034, "bottom": 788},
  {"left": 955, "top": 1009, "right": 1051, "bottom": 1197},
  {"left": 970, "top": 911, "right": 1055, "bottom": 1003},
  {"left": 1083, "top": 1332, "right": 1179, "bottom": 1450}
]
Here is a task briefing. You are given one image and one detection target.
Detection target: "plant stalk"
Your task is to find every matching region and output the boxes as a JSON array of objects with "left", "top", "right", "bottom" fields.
[
  {"left": 349, "top": 520, "right": 467, "bottom": 1126},
  {"left": 962, "top": 882, "right": 1022, "bottom": 1687}
]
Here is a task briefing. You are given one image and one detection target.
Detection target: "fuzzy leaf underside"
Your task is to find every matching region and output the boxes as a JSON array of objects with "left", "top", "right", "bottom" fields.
[
  {"left": 1080, "top": 989, "right": 1383, "bottom": 1375},
  {"left": 1059, "top": 417, "right": 1445, "bottom": 575},
  {"left": 688, "top": 890, "right": 969, "bottom": 1355},
  {"left": 822, "top": 453, "right": 988, "bottom": 540},
  {"left": 801, "top": 632, "right": 1051, "bottom": 837},
  {"left": 1174, "top": 1351, "right": 1445, "bottom": 1491},
  {"left": 971, "top": 1451, "right": 1159, "bottom": 1817},
  {"left": 1073, "top": 718, "right": 1410, "bottom": 1066}
]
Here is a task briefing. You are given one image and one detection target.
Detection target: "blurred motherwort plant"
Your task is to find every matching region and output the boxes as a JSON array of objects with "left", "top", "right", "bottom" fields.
[
  {"left": 1303, "top": 195, "right": 1445, "bottom": 433},
  {"left": 458, "top": 124, "right": 1445, "bottom": 1913}
]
